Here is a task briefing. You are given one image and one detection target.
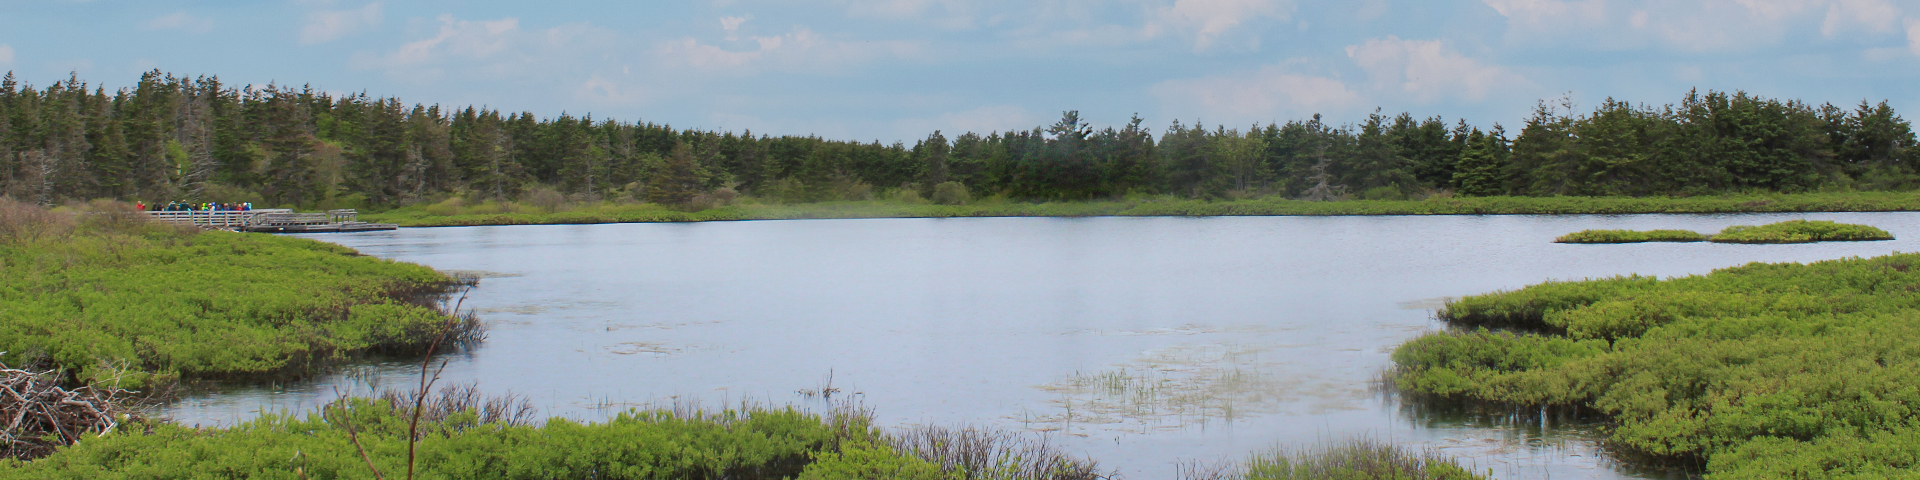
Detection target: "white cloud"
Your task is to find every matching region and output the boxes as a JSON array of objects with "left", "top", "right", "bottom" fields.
[
  {"left": 577, "top": 74, "right": 649, "bottom": 106},
  {"left": 350, "top": 14, "right": 627, "bottom": 91},
  {"left": 1821, "top": 0, "right": 1902, "bottom": 36},
  {"left": 933, "top": 105, "right": 1041, "bottom": 134},
  {"left": 142, "top": 12, "right": 213, "bottom": 34},
  {"left": 301, "top": 2, "right": 383, "bottom": 45},
  {"left": 658, "top": 27, "right": 923, "bottom": 74},
  {"left": 1151, "top": 63, "right": 1363, "bottom": 125},
  {"left": 840, "top": 0, "right": 979, "bottom": 30},
  {"left": 1483, "top": 0, "right": 1910, "bottom": 52},
  {"left": 1907, "top": 18, "right": 1920, "bottom": 56},
  {"left": 1145, "top": 0, "right": 1293, "bottom": 50},
  {"left": 358, "top": 14, "right": 518, "bottom": 71},
  {"left": 1346, "top": 36, "right": 1527, "bottom": 103},
  {"left": 721, "top": 16, "right": 748, "bottom": 40},
  {"left": 0, "top": 44, "right": 13, "bottom": 66}
]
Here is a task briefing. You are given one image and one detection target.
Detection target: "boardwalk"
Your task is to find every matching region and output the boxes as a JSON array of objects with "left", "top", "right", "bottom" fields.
[{"left": 143, "top": 209, "right": 398, "bottom": 233}]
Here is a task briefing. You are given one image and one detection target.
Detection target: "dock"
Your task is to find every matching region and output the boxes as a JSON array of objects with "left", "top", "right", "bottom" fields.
[{"left": 143, "top": 209, "right": 398, "bottom": 233}]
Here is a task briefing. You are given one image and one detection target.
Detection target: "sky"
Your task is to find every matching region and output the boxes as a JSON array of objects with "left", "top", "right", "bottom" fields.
[{"left": 4, "top": 0, "right": 1920, "bottom": 143}]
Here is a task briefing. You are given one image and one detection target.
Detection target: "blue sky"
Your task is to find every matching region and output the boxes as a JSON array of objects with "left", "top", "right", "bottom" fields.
[{"left": 4, "top": 0, "right": 1920, "bottom": 142}]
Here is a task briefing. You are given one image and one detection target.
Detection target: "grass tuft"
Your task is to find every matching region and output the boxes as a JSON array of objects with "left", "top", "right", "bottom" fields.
[
  {"left": 1555, "top": 229, "right": 1706, "bottom": 243},
  {"left": 1707, "top": 219, "right": 1894, "bottom": 244}
]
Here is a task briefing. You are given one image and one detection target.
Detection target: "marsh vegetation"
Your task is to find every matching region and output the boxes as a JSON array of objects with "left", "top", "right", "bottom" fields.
[
  {"left": 0, "top": 200, "right": 477, "bottom": 387},
  {"left": 1392, "top": 253, "right": 1920, "bottom": 477},
  {"left": 1557, "top": 219, "right": 1893, "bottom": 244}
]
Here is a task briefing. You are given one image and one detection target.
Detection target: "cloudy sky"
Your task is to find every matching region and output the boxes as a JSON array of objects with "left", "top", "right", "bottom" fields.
[{"left": 4, "top": 0, "right": 1920, "bottom": 142}]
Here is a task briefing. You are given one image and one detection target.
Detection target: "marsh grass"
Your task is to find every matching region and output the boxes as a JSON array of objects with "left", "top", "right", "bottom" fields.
[
  {"left": 1177, "top": 439, "right": 1486, "bottom": 480},
  {"left": 1708, "top": 219, "right": 1894, "bottom": 243},
  {"left": 1554, "top": 229, "right": 1706, "bottom": 243},
  {"left": 1396, "top": 253, "right": 1920, "bottom": 477},
  {"left": 886, "top": 425, "right": 1106, "bottom": 480},
  {"left": 0, "top": 201, "right": 481, "bottom": 387}
]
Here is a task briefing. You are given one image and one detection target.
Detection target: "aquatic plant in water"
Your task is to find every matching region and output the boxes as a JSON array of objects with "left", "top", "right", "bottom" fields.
[
  {"left": 1554, "top": 219, "right": 1893, "bottom": 244},
  {"left": 1027, "top": 344, "right": 1359, "bottom": 435},
  {"left": 1554, "top": 229, "right": 1706, "bottom": 243},
  {"left": 1707, "top": 219, "right": 1893, "bottom": 243}
]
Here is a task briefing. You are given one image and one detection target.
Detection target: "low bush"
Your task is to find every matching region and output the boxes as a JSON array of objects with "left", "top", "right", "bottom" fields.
[
  {"left": 1394, "top": 253, "right": 1920, "bottom": 476},
  {"left": 2, "top": 400, "right": 854, "bottom": 479},
  {"left": 1708, "top": 219, "right": 1894, "bottom": 244},
  {"left": 1555, "top": 229, "right": 1706, "bottom": 243}
]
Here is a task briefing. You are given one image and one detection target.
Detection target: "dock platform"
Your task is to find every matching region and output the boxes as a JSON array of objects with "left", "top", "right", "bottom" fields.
[{"left": 143, "top": 209, "right": 398, "bottom": 233}]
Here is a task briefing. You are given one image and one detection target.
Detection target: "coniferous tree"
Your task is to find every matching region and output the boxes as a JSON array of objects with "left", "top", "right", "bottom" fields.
[{"left": 648, "top": 141, "right": 707, "bottom": 206}]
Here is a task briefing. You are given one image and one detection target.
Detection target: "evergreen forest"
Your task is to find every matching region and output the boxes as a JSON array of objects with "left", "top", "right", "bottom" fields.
[{"left": 2, "top": 70, "right": 1918, "bottom": 209}]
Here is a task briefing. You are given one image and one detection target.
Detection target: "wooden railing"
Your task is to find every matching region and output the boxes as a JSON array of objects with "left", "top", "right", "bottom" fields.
[{"left": 142, "top": 209, "right": 354, "bottom": 229}]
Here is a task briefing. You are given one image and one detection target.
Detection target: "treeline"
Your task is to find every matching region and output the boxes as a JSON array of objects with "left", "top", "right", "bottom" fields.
[{"left": 1, "top": 70, "right": 1916, "bottom": 208}]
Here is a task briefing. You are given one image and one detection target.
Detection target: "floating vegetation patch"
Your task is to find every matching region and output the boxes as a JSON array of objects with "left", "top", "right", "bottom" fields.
[
  {"left": 438, "top": 269, "right": 524, "bottom": 280},
  {"left": 1708, "top": 219, "right": 1894, "bottom": 243},
  {"left": 605, "top": 341, "right": 679, "bottom": 356},
  {"left": 476, "top": 304, "right": 549, "bottom": 315},
  {"left": 1064, "top": 323, "right": 1275, "bottom": 337},
  {"left": 1023, "top": 344, "right": 1362, "bottom": 435},
  {"left": 1396, "top": 297, "right": 1459, "bottom": 310},
  {"left": 1554, "top": 229, "right": 1706, "bottom": 243},
  {"left": 1555, "top": 220, "right": 1893, "bottom": 245}
]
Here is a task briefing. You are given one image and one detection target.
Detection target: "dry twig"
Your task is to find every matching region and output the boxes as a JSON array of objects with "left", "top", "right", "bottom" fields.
[{"left": 0, "top": 361, "right": 141, "bottom": 460}]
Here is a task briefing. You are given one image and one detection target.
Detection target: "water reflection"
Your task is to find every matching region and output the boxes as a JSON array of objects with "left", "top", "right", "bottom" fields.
[{"left": 164, "top": 212, "right": 1919, "bottom": 479}]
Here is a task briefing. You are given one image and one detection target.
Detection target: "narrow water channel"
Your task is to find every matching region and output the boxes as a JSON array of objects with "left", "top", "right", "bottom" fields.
[{"left": 166, "top": 212, "right": 1920, "bottom": 479}]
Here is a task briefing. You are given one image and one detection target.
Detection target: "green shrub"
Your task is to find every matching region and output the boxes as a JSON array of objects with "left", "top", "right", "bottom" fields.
[
  {"left": 1709, "top": 219, "right": 1894, "bottom": 244},
  {"left": 1394, "top": 253, "right": 1920, "bottom": 476},
  {"left": 1555, "top": 229, "right": 1706, "bottom": 243},
  {"left": 799, "top": 442, "right": 958, "bottom": 480},
  {"left": 930, "top": 182, "right": 971, "bottom": 205},
  {"left": 0, "top": 401, "right": 860, "bottom": 480}
]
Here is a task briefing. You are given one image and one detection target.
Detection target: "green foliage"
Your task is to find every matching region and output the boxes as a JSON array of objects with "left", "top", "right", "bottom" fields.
[
  {"left": 930, "top": 181, "right": 971, "bottom": 205},
  {"left": 798, "top": 442, "right": 959, "bottom": 480},
  {"left": 1231, "top": 439, "right": 1486, "bottom": 480},
  {"left": 1708, "top": 219, "right": 1895, "bottom": 244},
  {"left": 0, "top": 217, "right": 458, "bottom": 386},
  {"left": 1555, "top": 229, "right": 1707, "bottom": 243},
  {"left": 1394, "top": 253, "right": 1920, "bottom": 476},
  {"left": 1, "top": 401, "right": 862, "bottom": 480}
]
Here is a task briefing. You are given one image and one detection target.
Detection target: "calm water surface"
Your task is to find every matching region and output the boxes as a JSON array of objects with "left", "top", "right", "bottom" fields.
[{"left": 167, "top": 212, "right": 1920, "bottom": 479}]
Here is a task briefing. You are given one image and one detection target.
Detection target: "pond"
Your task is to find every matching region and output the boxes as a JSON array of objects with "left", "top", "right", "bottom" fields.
[{"left": 164, "top": 212, "right": 1920, "bottom": 479}]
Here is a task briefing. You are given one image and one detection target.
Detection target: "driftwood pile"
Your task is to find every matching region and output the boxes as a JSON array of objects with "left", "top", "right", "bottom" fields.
[{"left": 1, "top": 362, "right": 140, "bottom": 460}]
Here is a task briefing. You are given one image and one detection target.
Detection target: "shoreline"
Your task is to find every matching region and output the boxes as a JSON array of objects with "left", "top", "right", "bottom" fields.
[{"left": 360, "top": 191, "right": 1920, "bottom": 228}]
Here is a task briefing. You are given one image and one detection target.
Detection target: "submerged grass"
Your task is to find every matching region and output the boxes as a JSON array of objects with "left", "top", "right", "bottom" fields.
[
  {"left": 1393, "top": 253, "right": 1920, "bottom": 477},
  {"left": 0, "top": 199, "right": 475, "bottom": 387},
  {"left": 364, "top": 191, "right": 1920, "bottom": 227},
  {"left": 1555, "top": 229, "right": 1707, "bottom": 243}
]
